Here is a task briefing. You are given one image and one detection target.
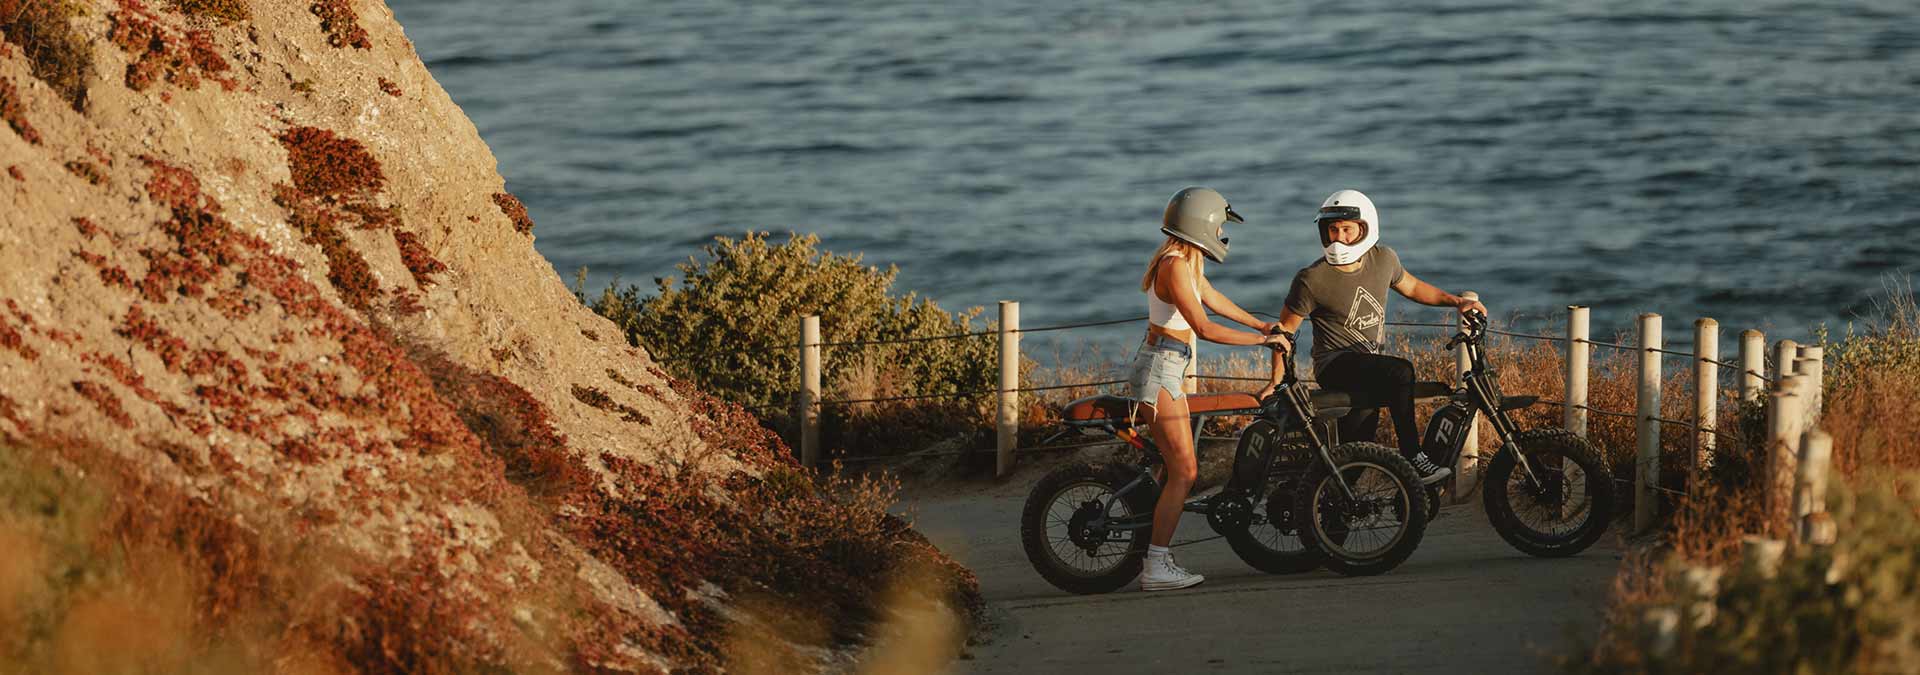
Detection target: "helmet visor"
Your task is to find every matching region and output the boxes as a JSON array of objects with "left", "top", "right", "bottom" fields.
[
  {"left": 1224, "top": 205, "right": 1245, "bottom": 224},
  {"left": 1314, "top": 205, "right": 1364, "bottom": 223}
]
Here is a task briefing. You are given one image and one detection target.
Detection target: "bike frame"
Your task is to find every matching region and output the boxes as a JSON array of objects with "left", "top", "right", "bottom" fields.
[
  {"left": 1439, "top": 314, "right": 1548, "bottom": 488},
  {"left": 1064, "top": 340, "right": 1361, "bottom": 538}
]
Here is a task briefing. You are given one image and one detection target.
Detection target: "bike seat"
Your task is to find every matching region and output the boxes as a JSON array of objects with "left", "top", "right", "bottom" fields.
[
  {"left": 1061, "top": 391, "right": 1264, "bottom": 425},
  {"left": 1061, "top": 394, "right": 1135, "bottom": 423},
  {"left": 1310, "top": 390, "right": 1353, "bottom": 420},
  {"left": 1412, "top": 381, "right": 1453, "bottom": 400},
  {"left": 1498, "top": 395, "right": 1539, "bottom": 411},
  {"left": 1184, "top": 392, "right": 1262, "bottom": 414}
]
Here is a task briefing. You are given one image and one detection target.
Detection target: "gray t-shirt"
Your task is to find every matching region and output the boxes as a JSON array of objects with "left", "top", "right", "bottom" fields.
[{"left": 1283, "top": 246, "right": 1406, "bottom": 374}]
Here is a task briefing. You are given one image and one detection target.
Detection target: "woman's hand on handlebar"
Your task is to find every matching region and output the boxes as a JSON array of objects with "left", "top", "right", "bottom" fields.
[{"left": 1260, "top": 330, "right": 1293, "bottom": 353}]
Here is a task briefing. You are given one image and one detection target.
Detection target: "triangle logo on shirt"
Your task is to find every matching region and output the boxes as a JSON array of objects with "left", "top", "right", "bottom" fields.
[{"left": 1348, "top": 286, "right": 1384, "bottom": 337}]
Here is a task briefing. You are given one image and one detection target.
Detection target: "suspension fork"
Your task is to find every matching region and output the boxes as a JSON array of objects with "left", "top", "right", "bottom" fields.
[{"left": 1470, "top": 375, "right": 1543, "bottom": 486}]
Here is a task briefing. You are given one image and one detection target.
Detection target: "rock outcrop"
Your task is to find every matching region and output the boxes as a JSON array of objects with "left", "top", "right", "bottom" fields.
[{"left": 0, "top": 1, "right": 974, "bottom": 671}]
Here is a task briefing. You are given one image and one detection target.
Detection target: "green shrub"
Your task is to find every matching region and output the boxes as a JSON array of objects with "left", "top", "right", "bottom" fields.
[{"left": 582, "top": 232, "right": 1000, "bottom": 450}]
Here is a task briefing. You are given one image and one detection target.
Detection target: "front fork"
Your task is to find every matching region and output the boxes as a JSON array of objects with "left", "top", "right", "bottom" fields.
[{"left": 1466, "top": 378, "right": 1543, "bottom": 488}]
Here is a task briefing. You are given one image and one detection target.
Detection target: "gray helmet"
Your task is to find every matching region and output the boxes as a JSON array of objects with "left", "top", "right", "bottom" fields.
[{"left": 1160, "top": 187, "right": 1242, "bottom": 263}]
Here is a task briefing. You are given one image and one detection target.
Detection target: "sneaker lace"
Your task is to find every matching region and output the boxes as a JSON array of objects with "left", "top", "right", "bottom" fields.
[
  {"left": 1412, "top": 453, "right": 1441, "bottom": 475},
  {"left": 1167, "top": 554, "right": 1193, "bottom": 577}
]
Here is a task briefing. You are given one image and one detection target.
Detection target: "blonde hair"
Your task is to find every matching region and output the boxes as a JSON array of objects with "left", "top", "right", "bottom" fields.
[{"left": 1140, "top": 237, "right": 1204, "bottom": 293}]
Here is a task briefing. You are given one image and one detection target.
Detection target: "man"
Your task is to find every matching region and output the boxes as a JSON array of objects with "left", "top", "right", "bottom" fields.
[{"left": 1264, "top": 189, "right": 1486, "bottom": 484}]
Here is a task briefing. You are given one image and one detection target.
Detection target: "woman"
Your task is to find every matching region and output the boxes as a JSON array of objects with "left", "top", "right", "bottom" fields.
[{"left": 1130, "top": 187, "right": 1290, "bottom": 591}]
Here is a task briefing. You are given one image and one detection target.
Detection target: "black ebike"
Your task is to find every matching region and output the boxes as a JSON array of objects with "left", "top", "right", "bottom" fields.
[
  {"left": 1414, "top": 310, "right": 1614, "bottom": 557},
  {"left": 1020, "top": 334, "right": 1427, "bottom": 595}
]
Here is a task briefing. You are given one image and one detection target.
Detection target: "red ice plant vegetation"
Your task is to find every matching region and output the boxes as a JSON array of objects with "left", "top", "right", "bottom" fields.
[
  {"left": 309, "top": 0, "right": 370, "bottom": 49},
  {"left": 392, "top": 230, "right": 445, "bottom": 287},
  {"left": 64, "top": 160, "right": 106, "bottom": 185},
  {"left": 0, "top": 76, "right": 38, "bottom": 144},
  {"left": 0, "top": 315, "right": 37, "bottom": 362},
  {"left": 71, "top": 380, "right": 134, "bottom": 428},
  {"left": 570, "top": 384, "right": 651, "bottom": 425},
  {"left": 274, "top": 126, "right": 447, "bottom": 309},
  {"left": 108, "top": 1, "right": 235, "bottom": 93},
  {"left": 493, "top": 192, "right": 535, "bottom": 235}
]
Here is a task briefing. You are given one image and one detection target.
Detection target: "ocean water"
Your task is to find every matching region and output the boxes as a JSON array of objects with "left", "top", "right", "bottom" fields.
[{"left": 391, "top": 0, "right": 1920, "bottom": 355}]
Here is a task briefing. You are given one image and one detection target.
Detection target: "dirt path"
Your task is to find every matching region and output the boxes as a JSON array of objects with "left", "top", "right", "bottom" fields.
[{"left": 897, "top": 459, "right": 1623, "bottom": 674}]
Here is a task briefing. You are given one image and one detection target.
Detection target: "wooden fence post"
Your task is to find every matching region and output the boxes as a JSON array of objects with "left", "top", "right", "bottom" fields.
[
  {"left": 997, "top": 301, "right": 1020, "bottom": 479},
  {"left": 1772, "top": 339, "right": 1798, "bottom": 385},
  {"left": 1455, "top": 291, "right": 1480, "bottom": 497},
  {"left": 1739, "top": 330, "right": 1765, "bottom": 403},
  {"left": 1797, "top": 345, "right": 1824, "bottom": 422},
  {"left": 1740, "top": 536, "right": 1785, "bottom": 579},
  {"left": 1793, "top": 429, "right": 1833, "bottom": 546},
  {"left": 800, "top": 315, "right": 821, "bottom": 469},
  {"left": 1766, "top": 376, "right": 1805, "bottom": 523},
  {"left": 1635, "top": 313, "right": 1663, "bottom": 533},
  {"left": 1565, "top": 305, "right": 1590, "bottom": 438},
  {"left": 1694, "top": 318, "right": 1719, "bottom": 474}
]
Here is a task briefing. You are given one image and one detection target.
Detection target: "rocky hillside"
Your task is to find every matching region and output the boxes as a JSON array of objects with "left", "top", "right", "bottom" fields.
[{"left": 0, "top": 1, "right": 975, "bottom": 672}]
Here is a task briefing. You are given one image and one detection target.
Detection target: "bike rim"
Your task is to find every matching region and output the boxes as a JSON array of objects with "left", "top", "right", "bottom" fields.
[
  {"left": 1505, "top": 453, "right": 1596, "bottom": 540},
  {"left": 1310, "top": 461, "right": 1410, "bottom": 559},
  {"left": 1042, "top": 481, "right": 1138, "bottom": 576}
]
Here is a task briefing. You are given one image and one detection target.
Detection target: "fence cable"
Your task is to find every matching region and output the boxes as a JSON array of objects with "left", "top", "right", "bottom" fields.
[
  {"left": 1699, "top": 356, "right": 1782, "bottom": 384},
  {"left": 1572, "top": 337, "right": 1635, "bottom": 351},
  {"left": 1486, "top": 328, "right": 1562, "bottom": 341},
  {"left": 1535, "top": 399, "right": 1639, "bottom": 420},
  {"left": 1015, "top": 315, "right": 1149, "bottom": 334}
]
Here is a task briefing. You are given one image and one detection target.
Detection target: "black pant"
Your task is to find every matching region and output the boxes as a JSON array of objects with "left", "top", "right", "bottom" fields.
[{"left": 1317, "top": 353, "right": 1422, "bottom": 459}]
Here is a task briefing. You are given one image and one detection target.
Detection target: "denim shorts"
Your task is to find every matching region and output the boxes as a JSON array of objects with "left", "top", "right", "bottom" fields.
[{"left": 1126, "top": 339, "right": 1192, "bottom": 405}]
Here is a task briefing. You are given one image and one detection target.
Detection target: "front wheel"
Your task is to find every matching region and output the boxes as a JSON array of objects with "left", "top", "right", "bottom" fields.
[
  {"left": 1296, "top": 442, "right": 1428, "bottom": 577},
  {"left": 1020, "top": 463, "right": 1157, "bottom": 594},
  {"left": 1482, "top": 428, "right": 1613, "bottom": 557}
]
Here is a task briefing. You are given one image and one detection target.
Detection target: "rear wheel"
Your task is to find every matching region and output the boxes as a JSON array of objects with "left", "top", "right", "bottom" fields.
[
  {"left": 1223, "top": 462, "right": 1324, "bottom": 574},
  {"left": 1020, "top": 463, "right": 1157, "bottom": 594},
  {"left": 1483, "top": 429, "right": 1612, "bottom": 557},
  {"left": 1296, "top": 442, "right": 1428, "bottom": 577}
]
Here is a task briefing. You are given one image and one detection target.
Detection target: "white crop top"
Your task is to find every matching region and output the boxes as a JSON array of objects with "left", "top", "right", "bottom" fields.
[{"left": 1146, "top": 252, "right": 1201, "bottom": 332}]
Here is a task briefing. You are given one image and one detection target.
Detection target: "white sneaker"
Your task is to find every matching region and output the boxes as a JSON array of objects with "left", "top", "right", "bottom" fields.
[
  {"left": 1409, "top": 453, "right": 1454, "bottom": 485},
  {"left": 1140, "top": 554, "right": 1205, "bottom": 592}
]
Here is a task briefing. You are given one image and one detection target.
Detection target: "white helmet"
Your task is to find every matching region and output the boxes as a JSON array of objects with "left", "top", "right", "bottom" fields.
[{"left": 1314, "top": 189, "right": 1379, "bottom": 265}]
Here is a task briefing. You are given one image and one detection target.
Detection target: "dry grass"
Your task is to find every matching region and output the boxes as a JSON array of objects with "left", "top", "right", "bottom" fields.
[
  {"left": 1566, "top": 279, "right": 1920, "bottom": 672},
  {"left": 0, "top": 0, "right": 94, "bottom": 111}
]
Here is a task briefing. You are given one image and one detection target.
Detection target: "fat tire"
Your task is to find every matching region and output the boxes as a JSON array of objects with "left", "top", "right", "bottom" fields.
[
  {"left": 1482, "top": 428, "right": 1613, "bottom": 558},
  {"left": 1295, "top": 442, "right": 1428, "bottom": 577},
  {"left": 1223, "top": 467, "right": 1325, "bottom": 574},
  {"left": 1020, "top": 462, "right": 1157, "bottom": 594}
]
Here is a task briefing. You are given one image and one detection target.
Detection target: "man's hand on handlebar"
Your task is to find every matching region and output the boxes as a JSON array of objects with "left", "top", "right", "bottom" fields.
[{"left": 1455, "top": 297, "right": 1489, "bottom": 318}]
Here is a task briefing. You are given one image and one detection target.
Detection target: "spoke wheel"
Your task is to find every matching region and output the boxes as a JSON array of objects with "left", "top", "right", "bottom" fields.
[
  {"left": 1297, "top": 442, "right": 1428, "bottom": 576},
  {"left": 1020, "top": 463, "right": 1155, "bottom": 594},
  {"left": 1483, "top": 429, "right": 1613, "bottom": 557}
]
